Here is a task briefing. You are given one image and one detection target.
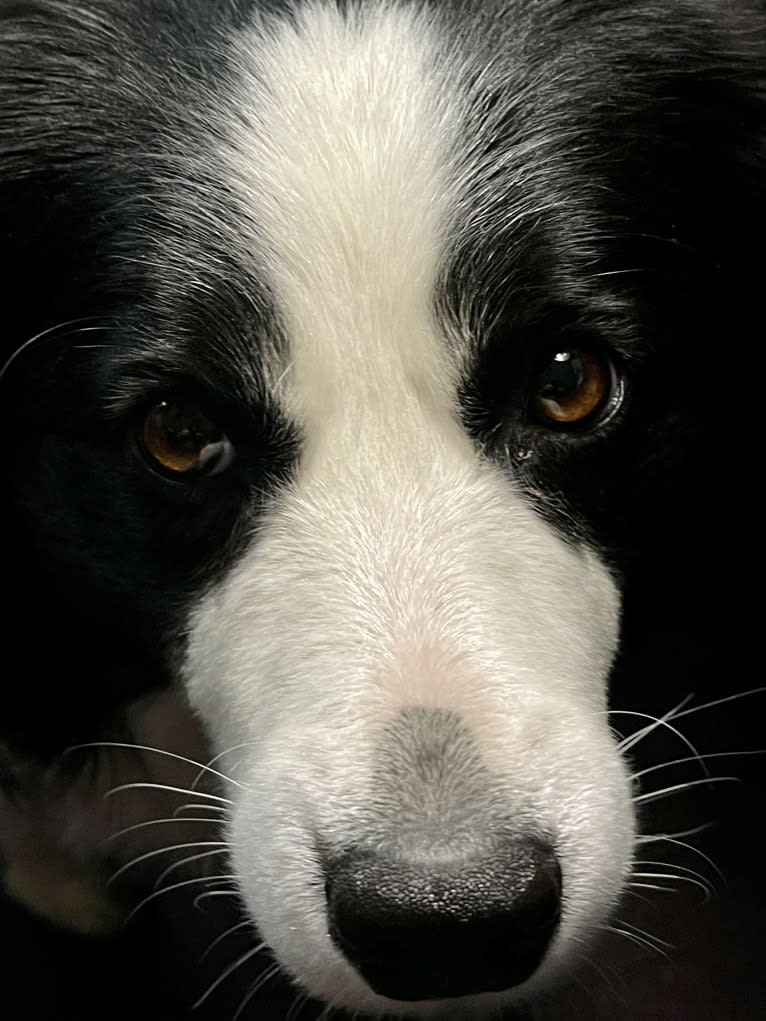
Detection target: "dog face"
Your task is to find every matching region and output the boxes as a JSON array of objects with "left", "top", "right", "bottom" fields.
[
  {"left": 1, "top": 0, "right": 762, "bottom": 1017},
  {"left": 178, "top": 8, "right": 636, "bottom": 1011}
]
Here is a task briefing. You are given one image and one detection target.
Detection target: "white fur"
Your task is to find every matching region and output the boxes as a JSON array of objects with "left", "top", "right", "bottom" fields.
[{"left": 183, "top": 2, "right": 634, "bottom": 1015}]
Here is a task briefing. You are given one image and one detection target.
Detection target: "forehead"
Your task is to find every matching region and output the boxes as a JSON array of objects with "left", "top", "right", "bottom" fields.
[
  {"left": 219, "top": 1, "right": 466, "bottom": 430},
  {"left": 116, "top": 0, "right": 637, "bottom": 412}
]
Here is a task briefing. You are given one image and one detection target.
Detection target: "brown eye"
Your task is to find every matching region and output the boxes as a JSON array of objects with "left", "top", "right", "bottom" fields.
[
  {"left": 533, "top": 349, "right": 614, "bottom": 426},
  {"left": 142, "top": 399, "right": 235, "bottom": 476}
]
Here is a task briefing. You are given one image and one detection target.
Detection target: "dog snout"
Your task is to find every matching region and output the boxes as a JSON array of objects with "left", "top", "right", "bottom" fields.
[{"left": 324, "top": 837, "right": 562, "bottom": 1002}]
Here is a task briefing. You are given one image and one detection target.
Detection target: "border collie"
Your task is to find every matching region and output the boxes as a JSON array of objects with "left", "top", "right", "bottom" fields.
[{"left": 1, "top": 1, "right": 764, "bottom": 1018}]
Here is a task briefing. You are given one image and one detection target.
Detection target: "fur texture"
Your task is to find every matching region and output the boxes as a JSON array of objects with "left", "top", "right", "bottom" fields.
[{"left": 1, "top": 1, "right": 764, "bottom": 1018}]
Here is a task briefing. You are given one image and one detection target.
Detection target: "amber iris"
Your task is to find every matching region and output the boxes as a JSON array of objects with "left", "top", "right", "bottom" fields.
[
  {"left": 142, "top": 400, "right": 232, "bottom": 475},
  {"left": 534, "top": 350, "right": 611, "bottom": 425}
]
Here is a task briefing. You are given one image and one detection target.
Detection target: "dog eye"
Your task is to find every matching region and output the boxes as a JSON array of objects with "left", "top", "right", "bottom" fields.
[
  {"left": 532, "top": 349, "right": 615, "bottom": 427},
  {"left": 141, "top": 399, "right": 235, "bottom": 476}
]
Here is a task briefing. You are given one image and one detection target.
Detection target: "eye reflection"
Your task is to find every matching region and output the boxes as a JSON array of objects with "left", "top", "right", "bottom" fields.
[{"left": 533, "top": 350, "right": 613, "bottom": 426}]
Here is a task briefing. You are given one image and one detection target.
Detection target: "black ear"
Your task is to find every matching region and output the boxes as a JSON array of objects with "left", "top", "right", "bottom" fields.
[
  {"left": 0, "top": 7, "right": 94, "bottom": 757},
  {"left": 0, "top": 4, "right": 166, "bottom": 761}
]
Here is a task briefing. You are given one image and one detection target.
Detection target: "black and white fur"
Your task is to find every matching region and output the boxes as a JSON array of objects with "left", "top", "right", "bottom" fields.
[{"left": 1, "top": 1, "right": 764, "bottom": 1018}]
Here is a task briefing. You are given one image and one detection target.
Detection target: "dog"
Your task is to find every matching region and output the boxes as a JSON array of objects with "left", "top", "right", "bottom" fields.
[{"left": 1, "top": 1, "right": 764, "bottom": 1018}]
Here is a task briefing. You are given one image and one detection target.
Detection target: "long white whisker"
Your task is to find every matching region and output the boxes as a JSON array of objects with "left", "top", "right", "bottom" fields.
[
  {"left": 108, "top": 816, "right": 221, "bottom": 842},
  {"left": 640, "top": 835, "right": 724, "bottom": 880},
  {"left": 109, "top": 841, "right": 227, "bottom": 885},
  {"left": 627, "top": 882, "right": 679, "bottom": 894},
  {"left": 613, "top": 702, "right": 703, "bottom": 765},
  {"left": 69, "top": 741, "right": 246, "bottom": 789},
  {"left": 637, "top": 861, "right": 714, "bottom": 886},
  {"left": 192, "top": 878, "right": 240, "bottom": 910},
  {"left": 173, "top": 802, "right": 227, "bottom": 816},
  {"left": 636, "top": 822, "right": 714, "bottom": 844},
  {"left": 610, "top": 693, "right": 693, "bottom": 731},
  {"left": 574, "top": 949, "right": 628, "bottom": 1000},
  {"left": 634, "top": 775, "right": 737, "bottom": 806},
  {"left": 200, "top": 919, "right": 252, "bottom": 963},
  {"left": 126, "top": 875, "right": 234, "bottom": 923},
  {"left": 618, "top": 919, "right": 674, "bottom": 950},
  {"left": 106, "top": 782, "right": 231, "bottom": 803},
  {"left": 193, "top": 942, "right": 267, "bottom": 1009},
  {"left": 285, "top": 992, "right": 310, "bottom": 1021},
  {"left": 631, "top": 749, "right": 766, "bottom": 781},
  {"left": 616, "top": 687, "right": 766, "bottom": 758},
  {"left": 606, "top": 925, "right": 671, "bottom": 959},
  {"left": 632, "top": 859, "right": 713, "bottom": 884},
  {"left": 0, "top": 319, "right": 104, "bottom": 382},
  {"left": 153, "top": 847, "right": 230, "bottom": 889},
  {"left": 630, "top": 872, "right": 711, "bottom": 898},
  {"left": 190, "top": 742, "right": 255, "bottom": 792},
  {"left": 233, "top": 963, "right": 282, "bottom": 1021},
  {"left": 194, "top": 888, "right": 241, "bottom": 910},
  {"left": 669, "top": 687, "right": 766, "bottom": 723}
]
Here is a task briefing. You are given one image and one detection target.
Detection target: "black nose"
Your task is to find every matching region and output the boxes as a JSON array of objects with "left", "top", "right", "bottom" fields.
[{"left": 324, "top": 837, "right": 561, "bottom": 1002}]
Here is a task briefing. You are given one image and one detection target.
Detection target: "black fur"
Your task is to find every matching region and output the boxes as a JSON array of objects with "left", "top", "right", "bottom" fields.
[{"left": 1, "top": 2, "right": 764, "bottom": 1018}]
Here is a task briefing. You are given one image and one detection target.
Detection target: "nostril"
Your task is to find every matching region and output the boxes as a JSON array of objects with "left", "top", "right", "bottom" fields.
[{"left": 325, "top": 837, "right": 561, "bottom": 1002}]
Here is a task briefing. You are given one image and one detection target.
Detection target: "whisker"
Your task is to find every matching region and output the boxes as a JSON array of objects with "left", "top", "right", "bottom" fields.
[
  {"left": 615, "top": 687, "right": 766, "bottom": 759},
  {"left": 285, "top": 992, "right": 310, "bottom": 1021},
  {"left": 618, "top": 919, "right": 674, "bottom": 950},
  {"left": 106, "top": 782, "right": 232, "bottom": 803},
  {"left": 627, "top": 882, "right": 679, "bottom": 894},
  {"left": 575, "top": 949, "right": 628, "bottom": 1001},
  {"left": 613, "top": 701, "right": 703, "bottom": 764},
  {"left": 200, "top": 919, "right": 252, "bottom": 963},
  {"left": 153, "top": 847, "right": 230, "bottom": 889},
  {"left": 189, "top": 742, "right": 255, "bottom": 792},
  {"left": 631, "top": 749, "right": 766, "bottom": 781},
  {"left": 69, "top": 741, "right": 246, "bottom": 789},
  {"left": 632, "top": 859, "right": 713, "bottom": 884},
  {"left": 630, "top": 872, "right": 712, "bottom": 898},
  {"left": 125, "top": 875, "right": 234, "bottom": 923},
  {"left": 173, "top": 802, "right": 227, "bottom": 816},
  {"left": 194, "top": 888, "right": 241, "bottom": 910},
  {"left": 107, "top": 816, "right": 221, "bottom": 842},
  {"left": 605, "top": 925, "right": 671, "bottom": 960},
  {"left": 109, "top": 841, "right": 228, "bottom": 885},
  {"left": 193, "top": 941, "right": 267, "bottom": 1009},
  {"left": 610, "top": 693, "right": 693, "bottom": 729},
  {"left": 639, "top": 835, "right": 724, "bottom": 881},
  {"left": 636, "top": 822, "right": 714, "bottom": 844},
  {"left": 233, "top": 963, "right": 283, "bottom": 1021},
  {"left": 634, "top": 775, "right": 738, "bottom": 806},
  {"left": 668, "top": 687, "right": 766, "bottom": 723},
  {"left": 592, "top": 267, "right": 650, "bottom": 278},
  {"left": 0, "top": 319, "right": 105, "bottom": 383},
  {"left": 623, "top": 888, "right": 658, "bottom": 906}
]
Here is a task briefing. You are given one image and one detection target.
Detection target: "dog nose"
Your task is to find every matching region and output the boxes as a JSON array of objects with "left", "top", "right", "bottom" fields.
[{"left": 324, "top": 837, "right": 561, "bottom": 1002}]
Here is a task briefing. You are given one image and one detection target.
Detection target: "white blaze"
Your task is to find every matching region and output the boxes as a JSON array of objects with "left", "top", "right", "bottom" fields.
[{"left": 184, "top": 3, "right": 634, "bottom": 1015}]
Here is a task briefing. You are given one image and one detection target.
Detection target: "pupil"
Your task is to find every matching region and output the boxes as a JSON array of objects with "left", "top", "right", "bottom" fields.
[
  {"left": 541, "top": 352, "right": 584, "bottom": 400},
  {"left": 163, "top": 405, "right": 216, "bottom": 452}
]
